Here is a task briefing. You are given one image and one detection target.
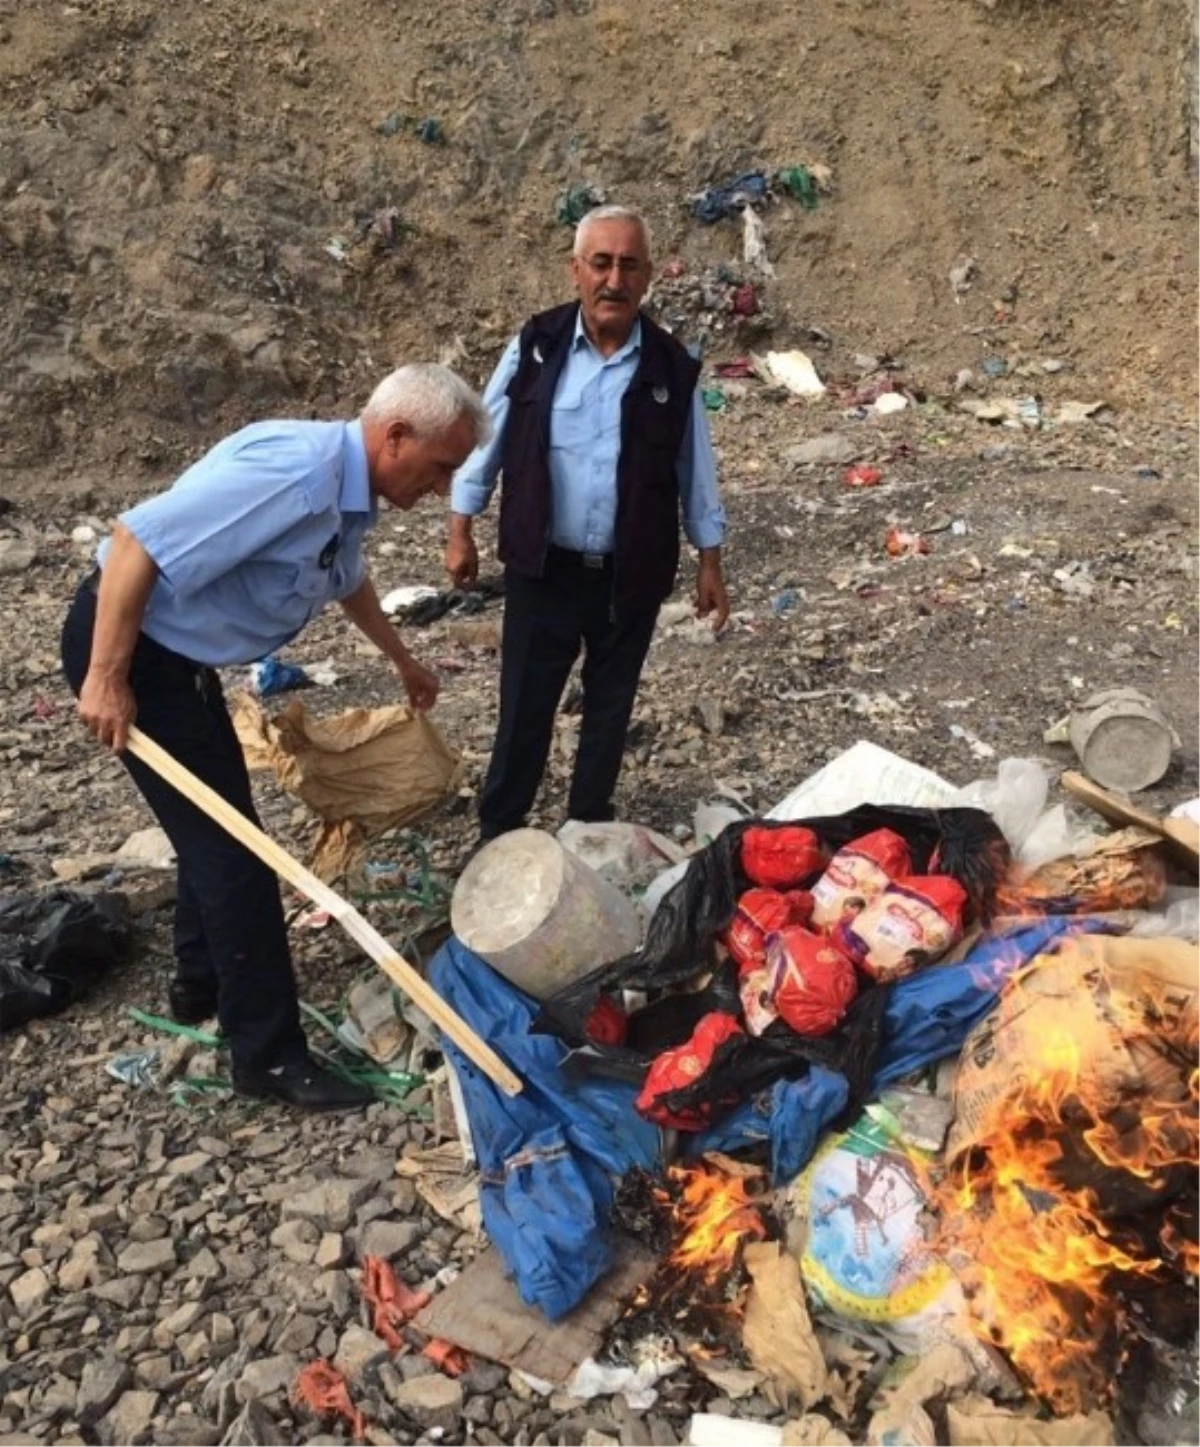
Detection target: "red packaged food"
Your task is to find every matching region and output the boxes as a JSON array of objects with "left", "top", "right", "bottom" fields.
[
  {"left": 583, "top": 995, "right": 628, "bottom": 1047},
  {"left": 725, "top": 887, "right": 815, "bottom": 969},
  {"left": 635, "top": 1012, "right": 744, "bottom": 1130},
  {"left": 741, "top": 826, "right": 825, "bottom": 890},
  {"left": 767, "top": 927, "right": 859, "bottom": 1037},
  {"left": 837, "top": 874, "right": 968, "bottom": 982},
  {"left": 810, "top": 829, "right": 913, "bottom": 930}
]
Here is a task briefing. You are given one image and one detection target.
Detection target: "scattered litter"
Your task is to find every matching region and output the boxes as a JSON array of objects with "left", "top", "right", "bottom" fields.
[
  {"left": 843, "top": 465, "right": 882, "bottom": 488},
  {"left": 251, "top": 655, "right": 312, "bottom": 696},
  {"left": 566, "top": 1348, "right": 680, "bottom": 1411},
  {"left": 71, "top": 524, "right": 97, "bottom": 544},
  {"left": 763, "top": 350, "right": 826, "bottom": 397},
  {"left": 872, "top": 391, "right": 908, "bottom": 416},
  {"left": 950, "top": 256, "right": 978, "bottom": 297},
  {"left": 0, "top": 891, "right": 132, "bottom": 1030},
  {"left": 556, "top": 183, "right": 605, "bottom": 226},
  {"left": 415, "top": 116, "right": 443, "bottom": 143},
  {"left": 361, "top": 1252, "right": 430, "bottom": 1349},
  {"left": 743, "top": 1240, "right": 828, "bottom": 1409},
  {"left": 1054, "top": 399, "right": 1111, "bottom": 424},
  {"left": 885, "top": 526, "right": 929, "bottom": 558},
  {"left": 380, "top": 583, "right": 440, "bottom": 614},
  {"left": 106, "top": 1049, "right": 160, "bottom": 1089},
  {"left": 556, "top": 820, "right": 686, "bottom": 898},
  {"left": 690, "top": 170, "right": 769, "bottom": 224},
  {"left": 774, "top": 164, "right": 822, "bottom": 209},
  {"left": 1063, "top": 685, "right": 1177, "bottom": 793},
  {"left": 702, "top": 386, "right": 727, "bottom": 412},
  {"left": 944, "top": 1400, "right": 1115, "bottom": 1446},
  {"left": 742, "top": 206, "right": 776, "bottom": 278},
  {"left": 292, "top": 1360, "right": 367, "bottom": 1440},
  {"left": 948, "top": 723, "right": 995, "bottom": 761}
]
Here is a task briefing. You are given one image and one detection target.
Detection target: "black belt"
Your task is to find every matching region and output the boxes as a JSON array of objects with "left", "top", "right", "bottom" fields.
[{"left": 547, "top": 545, "right": 612, "bottom": 572}]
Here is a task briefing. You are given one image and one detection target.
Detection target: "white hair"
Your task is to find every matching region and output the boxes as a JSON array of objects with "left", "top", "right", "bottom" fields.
[
  {"left": 363, "top": 363, "right": 492, "bottom": 445},
  {"left": 573, "top": 205, "right": 653, "bottom": 260}
]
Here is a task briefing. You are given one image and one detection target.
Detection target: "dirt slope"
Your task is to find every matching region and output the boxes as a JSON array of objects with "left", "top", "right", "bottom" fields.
[{"left": 0, "top": 0, "right": 1195, "bottom": 490}]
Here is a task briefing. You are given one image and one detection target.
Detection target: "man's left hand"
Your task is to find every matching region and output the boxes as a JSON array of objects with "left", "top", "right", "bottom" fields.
[
  {"left": 399, "top": 657, "right": 439, "bottom": 711},
  {"left": 695, "top": 556, "right": 729, "bottom": 633}
]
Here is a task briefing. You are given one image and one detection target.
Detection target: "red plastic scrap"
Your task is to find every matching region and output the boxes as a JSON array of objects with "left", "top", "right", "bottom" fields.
[
  {"left": 423, "top": 1337, "right": 470, "bottom": 1376},
  {"left": 714, "top": 357, "right": 757, "bottom": 379},
  {"left": 843, "top": 464, "right": 883, "bottom": 488},
  {"left": 361, "top": 1253, "right": 431, "bottom": 1351},
  {"left": 293, "top": 1360, "right": 368, "bottom": 1441},
  {"left": 885, "top": 525, "right": 930, "bottom": 558}
]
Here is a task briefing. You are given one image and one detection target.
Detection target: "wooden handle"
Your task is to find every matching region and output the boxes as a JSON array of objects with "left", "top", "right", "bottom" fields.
[{"left": 125, "top": 724, "right": 522, "bottom": 1097}]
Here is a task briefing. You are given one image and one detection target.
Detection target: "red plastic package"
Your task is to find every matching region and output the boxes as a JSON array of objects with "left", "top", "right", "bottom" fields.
[
  {"left": 583, "top": 995, "right": 628, "bottom": 1047},
  {"left": 635, "top": 1012, "right": 744, "bottom": 1130},
  {"left": 741, "top": 826, "right": 825, "bottom": 890},
  {"left": 810, "top": 829, "right": 913, "bottom": 930},
  {"left": 725, "top": 887, "right": 815, "bottom": 969},
  {"left": 837, "top": 874, "right": 968, "bottom": 982},
  {"left": 767, "top": 927, "right": 858, "bottom": 1037}
]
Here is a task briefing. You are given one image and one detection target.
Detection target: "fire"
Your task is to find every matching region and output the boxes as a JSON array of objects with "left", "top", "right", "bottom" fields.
[
  {"left": 663, "top": 1165, "right": 768, "bottom": 1282},
  {"left": 939, "top": 959, "right": 1199, "bottom": 1417}
]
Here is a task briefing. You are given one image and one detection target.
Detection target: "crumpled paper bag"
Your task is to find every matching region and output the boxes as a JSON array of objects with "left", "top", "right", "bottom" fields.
[
  {"left": 233, "top": 694, "right": 462, "bottom": 879},
  {"left": 742, "top": 1240, "right": 828, "bottom": 1412}
]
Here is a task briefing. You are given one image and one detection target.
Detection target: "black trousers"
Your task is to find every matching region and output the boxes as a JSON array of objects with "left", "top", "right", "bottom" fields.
[
  {"left": 61, "top": 583, "right": 306, "bottom": 1074},
  {"left": 479, "top": 551, "right": 658, "bottom": 839}
]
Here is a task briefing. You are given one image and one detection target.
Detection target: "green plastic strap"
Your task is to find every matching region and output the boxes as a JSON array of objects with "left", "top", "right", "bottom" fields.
[{"left": 127, "top": 1007, "right": 224, "bottom": 1048}]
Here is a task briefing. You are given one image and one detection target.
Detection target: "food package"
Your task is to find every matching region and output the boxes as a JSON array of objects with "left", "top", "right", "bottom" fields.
[
  {"left": 726, "top": 887, "right": 815, "bottom": 968},
  {"left": 742, "top": 826, "right": 826, "bottom": 890},
  {"left": 810, "top": 830, "right": 913, "bottom": 930},
  {"left": 767, "top": 927, "right": 859, "bottom": 1037},
  {"left": 836, "top": 875, "right": 968, "bottom": 982},
  {"left": 635, "top": 1012, "right": 745, "bottom": 1130}
]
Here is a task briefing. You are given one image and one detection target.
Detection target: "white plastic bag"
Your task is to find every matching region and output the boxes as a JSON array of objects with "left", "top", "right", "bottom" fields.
[{"left": 952, "top": 757, "right": 1099, "bottom": 867}]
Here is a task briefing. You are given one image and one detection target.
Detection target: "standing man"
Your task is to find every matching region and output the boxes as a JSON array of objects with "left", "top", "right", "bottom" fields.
[
  {"left": 62, "top": 365, "right": 490, "bottom": 1111},
  {"left": 447, "top": 205, "right": 729, "bottom": 842}
]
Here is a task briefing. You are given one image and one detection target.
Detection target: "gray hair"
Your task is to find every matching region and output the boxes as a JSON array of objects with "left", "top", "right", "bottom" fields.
[
  {"left": 573, "top": 205, "right": 653, "bottom": 260},
  {"left": 362, "top": 363, "right": 492, "bottom": 445}
]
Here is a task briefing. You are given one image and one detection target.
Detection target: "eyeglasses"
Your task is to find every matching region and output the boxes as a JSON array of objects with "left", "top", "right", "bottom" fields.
[{"left": 580, "top": 253, "right": 648, "bottom": 276}]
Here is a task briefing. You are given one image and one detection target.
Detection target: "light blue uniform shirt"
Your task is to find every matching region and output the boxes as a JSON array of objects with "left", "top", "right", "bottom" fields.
[
  {"left": 451, "top": 316, "right": 726, "bottom": 553},
  {"left": 99, "top": 419, "right": 375, "bottom": 667}
]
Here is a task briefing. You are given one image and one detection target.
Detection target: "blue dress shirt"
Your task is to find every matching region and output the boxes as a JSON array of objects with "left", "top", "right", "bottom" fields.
[
  {"left": 99, "top": 419, "right": 376, "bottom": 666},
  {"left": 451, "top": 315, "right": 726, "bottom": 554}
]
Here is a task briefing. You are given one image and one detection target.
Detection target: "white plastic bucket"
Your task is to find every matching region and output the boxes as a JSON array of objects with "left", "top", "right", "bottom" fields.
[
  {"left": 1068, "top": 688, "right": 1176, "bottom": 793},
  {"left": 450, "top": 828, "right": 643, "bottom": 1000}
]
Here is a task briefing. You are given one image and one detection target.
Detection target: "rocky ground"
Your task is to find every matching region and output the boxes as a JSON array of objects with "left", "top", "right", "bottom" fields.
[{"left": 0, "top": 371, "right": 1196, "bottom": 1445}]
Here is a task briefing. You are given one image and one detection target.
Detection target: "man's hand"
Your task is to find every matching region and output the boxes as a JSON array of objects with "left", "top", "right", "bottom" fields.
[
  {"left": 445, "top": 513, "right": 479, "bottom": 588},
  {"left": 398, "top": 657, "right": 439, "bottom": 712},
  {"left": 695, "top": 548, "right": 729, "bottom": 633},
  {"left": 78, "top": 669, "right": 137, "bottom": 752}
]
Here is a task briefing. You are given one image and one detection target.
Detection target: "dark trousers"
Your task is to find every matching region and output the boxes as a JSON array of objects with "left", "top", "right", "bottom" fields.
[
  {"left": 61, "top": 584, "right": 306, "bottom": 1074},
  {"left": 479, "top": 551, "right": 658, "bottom": 838}
]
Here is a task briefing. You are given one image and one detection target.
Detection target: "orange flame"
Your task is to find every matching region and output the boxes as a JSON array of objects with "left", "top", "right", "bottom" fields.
[
  {"left": 939, "top": 961, "right": 1198, "bottom": 1417},
  {"left": 663, "top": 1165, "right": 768, "bottom": 1281}
]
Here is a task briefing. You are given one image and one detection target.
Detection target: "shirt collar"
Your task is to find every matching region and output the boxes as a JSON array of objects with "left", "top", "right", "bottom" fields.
[
  {"left": 573, "top": 309, "right": 643, "bottom": 364},
  {"left": 340, "top": 419, "right": 374, "bottom": 516}
]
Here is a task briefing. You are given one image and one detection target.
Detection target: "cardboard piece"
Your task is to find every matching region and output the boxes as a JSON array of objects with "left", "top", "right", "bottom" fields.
[
  {"left": 1062, "top": 770, "right": 1199, "bottom": 874},
  {"left": 742, "top": 1241, "right": 828, "bottom": 1412},
  {"left": 945, "top": 1397, "right": 1115, "bottom": 1446},
  {"left": 234, "top": 695, "right": 462, "bottom": 878},
  {"left": 412, "top": 1239, "right": 654, "bottom": 1385}
]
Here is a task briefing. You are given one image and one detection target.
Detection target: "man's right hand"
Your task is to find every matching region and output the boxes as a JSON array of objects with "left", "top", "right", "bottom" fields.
[
  {"left": 445, "top": 516, "right": 479, "bottom": 588},
  {"left": 78, "top": 669, "right": 137, "bottom": 752}
]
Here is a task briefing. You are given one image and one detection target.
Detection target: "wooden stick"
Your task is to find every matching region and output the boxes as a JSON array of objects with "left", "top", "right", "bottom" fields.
[{"left": 124, "top": 724, "right": 522, "bottom": 1097}]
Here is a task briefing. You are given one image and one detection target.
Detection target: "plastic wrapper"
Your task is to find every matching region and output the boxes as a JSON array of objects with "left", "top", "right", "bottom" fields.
[
  {"left": 742, "top": 826, "right": 826, "bottom": 890},
  {"left": 767, "top": 928, "right": 859, "bottom": 1036},
  {"left": 836, "top": 875, "right": 968, "bottom": 983},
  {"left": 726, "top": 887, "right": 815, "bottom": 969},
  {"left": 0, "top": 890, "right": 133, "bottom": 1030},
  {"left": 810, "top": 830, "right": 914, "bottom": 931},
  {"left": 635, "top": 1012, "right": 746, "bottom": 1129}
]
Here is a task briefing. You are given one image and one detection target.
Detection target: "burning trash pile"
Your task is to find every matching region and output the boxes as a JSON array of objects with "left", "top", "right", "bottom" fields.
[{"left": 424, "top": 751, "right": 1198, "bottom": 1446}]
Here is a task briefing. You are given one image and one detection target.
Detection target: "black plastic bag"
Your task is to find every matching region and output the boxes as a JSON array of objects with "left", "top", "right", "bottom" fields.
[
  {"left": 534, "top": 805, "right": 1008, "bottom": 1129},
  {"left": 0, "top": 890, "right": 133, "bottom": 1030}
]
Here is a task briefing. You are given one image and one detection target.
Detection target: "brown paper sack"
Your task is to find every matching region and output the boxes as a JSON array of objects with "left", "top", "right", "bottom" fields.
[{"left": 233, "top": 694, "right": 463, "bottom": 878}]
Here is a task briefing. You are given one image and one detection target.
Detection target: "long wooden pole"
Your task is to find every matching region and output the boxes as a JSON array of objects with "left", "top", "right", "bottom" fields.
[{"left": 125, "top": 724, "right": 522, "bottom": 1097}]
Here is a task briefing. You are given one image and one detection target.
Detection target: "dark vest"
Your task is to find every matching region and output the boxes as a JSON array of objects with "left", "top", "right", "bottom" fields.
[{"left": 497, "top": 302, "right": 701, "bottom": 617}]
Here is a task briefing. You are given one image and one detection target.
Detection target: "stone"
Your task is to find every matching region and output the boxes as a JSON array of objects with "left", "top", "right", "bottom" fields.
[
  {"left": 153, "top": 1300, "right": 204, "bottom": 1347},
  {"left": 313, "top": 1233, "right": 346, "bottom": 1269},
  {"left": 269, "top": 1218, "right": 319, "bottom": 1265},
  {"left": 357, "top": 1218, "right": 420, "bottom": 1261},
  {"left": 0, "top": 538, "right": 36, "bottom": 574},
  {"left": 274, "top": 1313, "right": 318, "bottom": 1354},
  {"left": 783, "top": 432, "right": 860, "bottom": 468},
  {"left": 333, "top": 1324, "right": 389, "bottom": 1385},
  {"left": 9, "top": 1265, "right": 51, "bottom": 1314},
  {"left": 219, "top": 1400, "right": 278, "bottom": 1447},
  {"left": 100, "top": 1390, "right": 159, "bottom": 1446},
  {"left": 280, "top": 1177, "right": 373, "bottom": 1233},
  {"left": 235, "top": 1354, "right": 300, "bottom": 1404},
  {"left": 164, "top": 1151, "right": 212, "bottom": 1176},
  {"left": 583, "top": 1435, "right": 620, "bottom": 1447},
  {"left": 93, "top": 1276, "right": 144, "bottom": 1309},
  {"left": 117, "top": 1239, "right": 177, "bottom": 1275},
  {"left": 115, "top": 826, "right": 176, "bottom": 869},
  {"left": 76, "top": 1356, "right": 132, "bottom": 1423},
  {"left": 58, "top": 1234, "right": 103, "bottom": 1292},
  {"left": 388, "top": 1375, "right": 463, "bottom": 1433}
]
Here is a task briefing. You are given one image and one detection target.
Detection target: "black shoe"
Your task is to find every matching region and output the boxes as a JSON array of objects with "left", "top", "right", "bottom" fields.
[
  {"left": 232, "top": 1058, "right": 373, "bottom": 1112},
  {"left": 168, "top": 977, "right": 218, "bottom": 1026}
]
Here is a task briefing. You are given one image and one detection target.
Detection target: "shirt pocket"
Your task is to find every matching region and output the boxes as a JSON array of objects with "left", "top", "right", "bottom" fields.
[{"left": 549, "top": 389, "right": 598, "bottom": 454}]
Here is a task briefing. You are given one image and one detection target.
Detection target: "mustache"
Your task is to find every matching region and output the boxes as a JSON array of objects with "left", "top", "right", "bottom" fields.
[{"left": 596, "top": 289, "right": 628, "bottom": 302}]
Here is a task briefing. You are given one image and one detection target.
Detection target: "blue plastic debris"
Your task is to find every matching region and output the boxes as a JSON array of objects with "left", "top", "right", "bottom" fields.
[
  {"left": 252, "top": 655, "right": 312, "bottom": 697},
  {"left": 690, "top": 171, "right": 769, "bottom": 224},
  {"left": 416, "top": 117, "right": 444, "bottom": 144}
]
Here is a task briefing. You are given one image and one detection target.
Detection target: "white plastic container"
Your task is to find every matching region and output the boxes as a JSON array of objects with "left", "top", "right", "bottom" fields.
[
  {"left": 450, "top": 829, "right": 642, "bottom": 1000},
  {"left": 1068, "top": 687, "right": 1176, "bottom": 793}
]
